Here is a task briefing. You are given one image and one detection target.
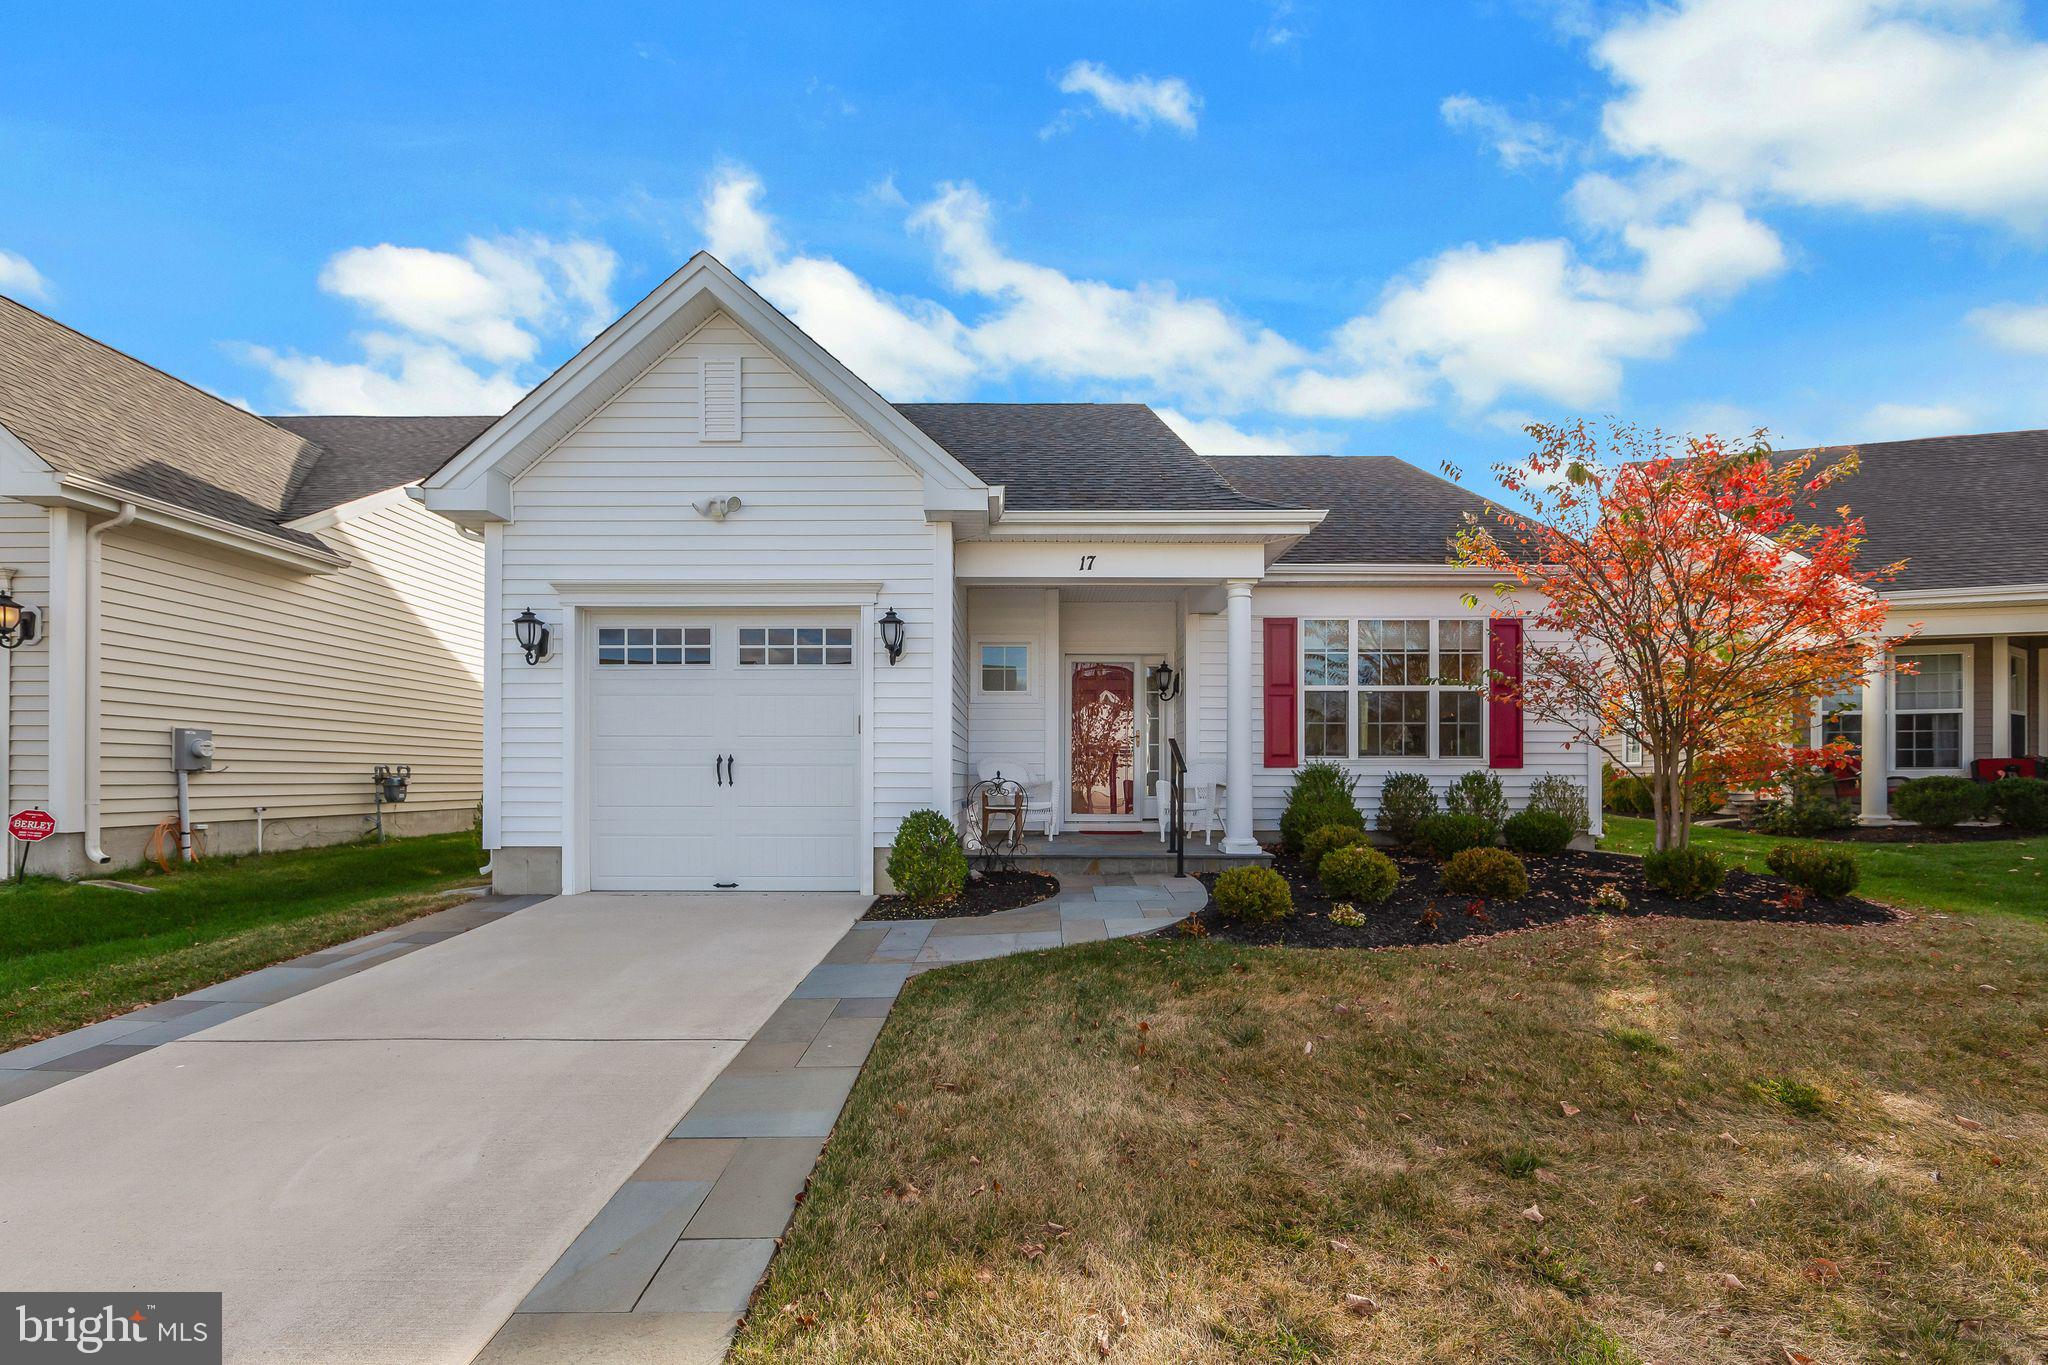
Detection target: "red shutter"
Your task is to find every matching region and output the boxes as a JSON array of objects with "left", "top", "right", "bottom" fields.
[
  {"left": 1488, "top": 618, "right": 1524, "bottom": 770},
  {"left": 1263, "top": 617, "right": 1298, "bottom": 768}
]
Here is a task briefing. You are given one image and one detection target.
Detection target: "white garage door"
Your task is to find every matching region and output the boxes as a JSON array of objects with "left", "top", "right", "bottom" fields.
[{"left": 586, "top": 612, "right": 862, "bottom": 891}]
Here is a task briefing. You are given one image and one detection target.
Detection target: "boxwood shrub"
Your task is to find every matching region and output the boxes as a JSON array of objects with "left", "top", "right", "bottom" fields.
[
  {"left": 1302, "top": 824, "right": 1372, "bottom": 877},
  {"left": 1892, "top": 775, "right": 1991, "bottom": 830},
  {"left": 1764, "top": 842, "right": 1861, "bottom": 897},
  {"left": 1212, "top": 864, "right": 1293, "bottom": 923},
  {"left": 1990, "top": 776, "right": 2048, "bottom": 834},
  {"left": 885, "top": 809, "right": 968, "bottom": 905},
  {"left": 1440, "top": 847, "right": 1530, "bottom": 899},
  {"left": 1444, "top": 770, "right": 1509, "bottom": 839},
  {"left": 1503, "top": 808, "right": 1575, "bottom": 857},
  {"left": 1319, "top": 844, "right": 1400, "bottom": 903},
  {"left": 1375, "top": 772, "right": 1437, "bottom": 847},
  {"left": 1414, "top": 811, "right": 1493, "bottom": 859},
  {"left": 1642, "top": 846, "right": 1726, "bottom": 900},
  {"left": 1278, "top": 762, "right": 1364, "bottom": 854}
]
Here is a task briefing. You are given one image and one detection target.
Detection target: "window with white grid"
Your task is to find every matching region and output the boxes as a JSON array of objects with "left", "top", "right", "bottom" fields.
[{"left": 1301, "top": 618, "right": 1487, "bottom": 761}]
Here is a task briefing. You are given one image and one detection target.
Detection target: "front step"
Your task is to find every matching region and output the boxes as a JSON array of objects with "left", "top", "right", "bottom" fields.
[{"left": 1011, "top": 846, "right": 1271, "bottom": 878}]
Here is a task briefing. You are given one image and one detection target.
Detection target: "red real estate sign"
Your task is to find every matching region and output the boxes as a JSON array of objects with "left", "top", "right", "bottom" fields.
[{"left": 8, "top": 808, "right": 56, "bottom": 842}]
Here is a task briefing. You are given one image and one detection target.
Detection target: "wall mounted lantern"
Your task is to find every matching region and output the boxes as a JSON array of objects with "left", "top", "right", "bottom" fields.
[
  {"left": 877, "top": 607, "right": 906, "bottom": 666},
  {"left": 0, "top": 590, "right": 36, "bottom": 651},
  {"left": 1148, "top": 660, "right": 1182, "bottom": 701},
  {"left": 513, "top": 608, "right": 551, "bottom": 665}
]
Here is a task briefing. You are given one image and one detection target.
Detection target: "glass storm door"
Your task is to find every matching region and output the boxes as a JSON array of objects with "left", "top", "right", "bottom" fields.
[{"left": 1069, "top": 661, "right": 1140, "bottom": 820}]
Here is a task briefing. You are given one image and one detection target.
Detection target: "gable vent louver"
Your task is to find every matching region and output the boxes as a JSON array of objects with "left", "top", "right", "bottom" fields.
[{"left": 700, "top": 355, "right": 741, "bottom": 442}]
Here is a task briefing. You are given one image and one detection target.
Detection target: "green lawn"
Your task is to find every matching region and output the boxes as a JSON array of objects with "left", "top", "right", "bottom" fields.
[
  {"left": 1599, "top": 816, "right": 2048, "bottom": 920},
  {"left": 0, "top": 831, "right": 486, "bottom": 1050}
]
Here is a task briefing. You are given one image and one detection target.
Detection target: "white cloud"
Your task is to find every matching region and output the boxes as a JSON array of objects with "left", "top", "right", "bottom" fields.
[
  {"left": 0, "top": 248, "right": 51, "bottom": 302},
  {"left": 318, "top": 234, "right": 616, "bottom": 365},
  {"left": 247, "top": 232, "right": 617, "bottom": 414},
  {"left": 1858, "top": 401, "right": 1972, "bottom": 439},
  {"left": 1623, "top": 199, "right": 1786, "bottom": 305},
  {"left": 1594, "top": 0, "right": 2048, "bottom": 225},
  {"left": 1258, "top": 1, "right": 1304, "bottom": 48},
  {"left": 240, "top": 335, "right": 530, "bottom": 415},
  {"left": 1156, "top": 408, "right": 1321, "bottom": 457},
  {"left": 1967, "top": 300, "right": 2048, "bottom": 354},
  {"left": 1052, "top": 60, "right": 1201, "bottom": 134},
  {"left": 1440, "top": 95, "right": 1571, "bottom": 169}
]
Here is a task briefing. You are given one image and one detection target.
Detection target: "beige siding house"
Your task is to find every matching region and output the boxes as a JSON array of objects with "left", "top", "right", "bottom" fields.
[{"left": 0, "top": 297, "right": 486, "bottom": 876}]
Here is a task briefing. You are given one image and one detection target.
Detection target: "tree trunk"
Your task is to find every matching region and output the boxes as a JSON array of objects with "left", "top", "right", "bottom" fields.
[{"left": 1650, "top": 754, "right": 1690, "bottom": 851}]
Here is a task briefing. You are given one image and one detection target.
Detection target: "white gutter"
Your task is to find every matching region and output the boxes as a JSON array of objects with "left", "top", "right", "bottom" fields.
[
  {"left": 82, "top": 503, "right": 137, "bottom": 866},
  {"left": 16, "top": 476, "right": 351, "bottom": 574}
]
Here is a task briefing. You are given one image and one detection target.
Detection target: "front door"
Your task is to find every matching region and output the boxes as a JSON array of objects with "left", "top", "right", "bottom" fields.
[{"left": 1068, "top": 659, "right": 1143, "bottom": 824}]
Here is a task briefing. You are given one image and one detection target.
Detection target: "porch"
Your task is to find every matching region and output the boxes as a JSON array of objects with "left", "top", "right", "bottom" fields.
[{"left": 1008, "top": 830, "right": 1269, "bottom": 878}]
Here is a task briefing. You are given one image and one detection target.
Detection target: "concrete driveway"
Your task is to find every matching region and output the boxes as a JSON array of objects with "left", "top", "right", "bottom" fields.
[{"left": 0, "top": 892, "right": 862, "bottom": 1365}]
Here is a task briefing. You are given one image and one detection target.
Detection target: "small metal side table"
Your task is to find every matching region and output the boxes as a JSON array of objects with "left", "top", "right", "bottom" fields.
[{"left": 970, "top": 775, "right": 1027, "bottom": 872}]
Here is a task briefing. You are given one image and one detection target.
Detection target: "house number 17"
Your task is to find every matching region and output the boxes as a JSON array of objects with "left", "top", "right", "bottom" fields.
[{"left": 1078, "top": 554, "right": 1096, "bottom": 570}]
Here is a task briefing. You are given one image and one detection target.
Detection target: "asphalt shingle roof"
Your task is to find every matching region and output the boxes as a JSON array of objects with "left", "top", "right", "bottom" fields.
[
  {"left": 894, "top": 402, "right": 1277, "bottom": 512},
  {"left": 266, "top": 415, "right": 497, "bottom": 518},
  {"left": 1206, "top": 455, "right": 1490, "bottom": 565},
  {"left": 1783, "top": 430, "right": 2048, "bottom": 593}
]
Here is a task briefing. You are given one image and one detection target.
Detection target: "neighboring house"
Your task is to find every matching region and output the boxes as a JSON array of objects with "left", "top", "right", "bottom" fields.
[
  {"left": 1794, "top": 431, "right": 2048, "bottom": 820},
  {"left": 0, "top": 297, "right": 486, "bottom": 877},
  {"left": 417, "top": 255, "right": 1601, "bottom": 895}
]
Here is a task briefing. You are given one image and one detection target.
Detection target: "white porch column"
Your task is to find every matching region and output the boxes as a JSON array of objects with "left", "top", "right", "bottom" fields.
[
  {"left": 1859, "top": 648, "right": 1891, "bottom": 825},
  {"left": 1222, "top": 579, "right": 1259, "bottom": 854},
  {"left": 1990, "top": 635, "right": 2012, "bottom": 758}
]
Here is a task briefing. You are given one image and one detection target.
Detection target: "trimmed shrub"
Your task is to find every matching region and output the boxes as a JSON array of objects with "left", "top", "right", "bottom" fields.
[
  {"left": 1642, "top": 846, "right": 1726, "bottom": 900},
  {"left": 1327, "top": 902, "right": 1368, "bottom": 928},
  {"left": 1765, "top": 842, "right": 1861, "bottom": 897},
  {"left": 1893, "top": 775, "right": 1992, "bottom": 830},
  {"left": 1748, "top": 767, "right": 1855, "bottom": 836},
  {"left": 1279, "top": 762, "right": 1364, "bottom": 854},
  {"left": 1415, "top": 811, "right": 1493, "bottom": 859},
  {"left": 1212, "top": 865, "right": 1293, "bottom": 923},
  {"left": 1440, "top": 847, "right": 1530, "bottom": 899},
  {"left": 1526, "top": 773, "right": 1590, "bottom": 834},
  {"left": 1302, "top": 824, "right": 1372, "bottom": 877},
  {"left": 885, "top": 809, "right": 968, "bottom": 905},
  {"left": 1604, "top": 763, "right": 1719, "bottom": 818},
  {"left": 1503, "top": 808, "right": 1575, "bottom": 857},
  {"left": 1319, "top": 844, "right": 1400, "bottom": 903},
  {"left": 1990, "top": 776, "right": 2048, "bottom": 834},
  {"left": 1444, "top": 770, "right": 1509, "bottom": 838},
  {"left": 1376, "top": 772, "right": 1437, "bottom": 847}
]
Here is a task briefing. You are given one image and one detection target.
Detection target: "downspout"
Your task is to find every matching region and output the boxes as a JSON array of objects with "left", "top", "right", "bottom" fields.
[{"left": 82, "top": 504, "right": 136, "bottom": 866}]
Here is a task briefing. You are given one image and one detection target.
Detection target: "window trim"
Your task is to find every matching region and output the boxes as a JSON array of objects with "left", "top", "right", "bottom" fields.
[
  {"left": 594, "top": 623, "right": 713, "bottom": 667},
  {"left": 973, "top": 640, "right": 1034, "bottom": 698},
  {"left": 736, "top": 623, "right": 857, "bottom": 667},
  {"left": 1891, "top": 646, "right": 1971, "bottom": 775},
  {"left": 1299, "top": 617, "right": 1488, "bottom": 764}
]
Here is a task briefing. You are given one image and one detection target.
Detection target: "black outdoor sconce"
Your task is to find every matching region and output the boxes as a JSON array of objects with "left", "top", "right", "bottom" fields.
[
  {"left": 878, "top": 607, "right": 906, "bottom": 665},
  {"left": 513, "top": 607, "right": 551, "bottom": 665},
  {"left": 1149, "top": 660, "right": 1182, "bottom": 701},
  {"left": 0, "top": 587, "right": 38, "bottom": 650}
]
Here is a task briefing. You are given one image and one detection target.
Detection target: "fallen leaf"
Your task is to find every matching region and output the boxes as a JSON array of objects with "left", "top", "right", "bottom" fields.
[
  {"left": 1329, "top": 1238, "right": 1357, "bottom": 1254},
  {"left": 1718, "top": 1272, "right": 1746, "bottom": 1291},
  {"left": 1783, "top": 1350, "right": 1817, "bottom": 1364},
  {"left": 1521, "top": 1204, "right": 1545, "bottom": 1224},
  {"left": 1018, "top": 1242, "right": 1046, "bottom": 1261},
  {"left": 973, "top": 1269, "right": 993, "bottom": 1284},
  {"left": 1559, "top": 1101, "right": 1581, "bottom": 1117},
  {"left": 1343, "top": 1293, "right": 1380, "bottom": 1317},
  {"left": 1532, "top": 1168, "right": 1560, "bottom": 1186},
  {"left": 1803, "top": 1258, "right": 1842, "bottom": 1286},
  {"left": 1955, "top": 1116, "right": 1985, "bottom": 1132},
  {"left": 1093, "top": 1330, "right": 1112, "bottom": 1356},
  {"left": 1652, "top": 1261, "right": 1665, "bottom": 1273}
]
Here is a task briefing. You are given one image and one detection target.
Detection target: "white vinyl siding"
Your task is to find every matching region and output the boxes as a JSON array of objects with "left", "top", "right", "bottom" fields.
[
  {"left": 965, "top": 588, "right": 1055, "bottom": 827},
  {"left": 0, "top": 498, "right": 50, "bottom": 808},
  {"left": 96, "top": 499, "right": 484, "bottom": 831},
  {"left": 496, "top": 309, "right": 939, "bottom": 851}
]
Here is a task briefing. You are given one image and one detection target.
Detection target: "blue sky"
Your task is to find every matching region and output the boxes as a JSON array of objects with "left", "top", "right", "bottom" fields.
[{"left": 4, "top": 0, "right": 2047, "bottom": 489}]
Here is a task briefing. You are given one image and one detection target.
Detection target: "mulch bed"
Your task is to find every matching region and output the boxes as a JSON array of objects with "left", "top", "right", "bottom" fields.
[
  {"left": 1195, "top": 847, "right": 1895, "bottom": 950},
  {"left": 863, "top": 869, "right": 1060, "bottom": 922}
]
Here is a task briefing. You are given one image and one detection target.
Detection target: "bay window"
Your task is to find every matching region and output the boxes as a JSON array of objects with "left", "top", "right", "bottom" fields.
[{"left": 1302, "top": 618, "right": 1486, "bottom": 761}]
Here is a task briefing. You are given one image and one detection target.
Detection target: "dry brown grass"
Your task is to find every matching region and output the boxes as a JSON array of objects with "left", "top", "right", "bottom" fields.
[{"left": 733, "top": 911, "right": 2047, "bottom": 1364}]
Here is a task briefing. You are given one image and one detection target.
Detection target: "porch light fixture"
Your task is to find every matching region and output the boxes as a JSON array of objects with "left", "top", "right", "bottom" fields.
[
  {"left": 878, "top": 607, "right": 906, "bottom": 665},
  {"left": 512, "top": 607, "right": 551, "bottom": 665},
  {"left": 0, "top": 588, "right": 36, "bottom": 650},
  {"left": 1149, "top": 660, "right": 1182, "bottom": 701}
]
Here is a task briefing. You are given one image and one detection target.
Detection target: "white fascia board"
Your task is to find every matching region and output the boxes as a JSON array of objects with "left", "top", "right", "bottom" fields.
[
  {"left": 1886, "top": 582, "right": 2048, "bottom": 608},
  {"left": 549, "top": 578, "right": 885, "bottom": 609},
  {"left": 13, "top": 476, "right": 350, "bottom": 573},
  {"left": 979, "top": 508, "right": 1325, "bottom": 544},
  {"left": 420, "top": 470, "right": 514, "bottom": 528},
  {"left": 1265, "top": 562, "right": 1501, "bottom": 584},
  {"left": 425, "top": 252, "right": 990, "bottom": 504}
]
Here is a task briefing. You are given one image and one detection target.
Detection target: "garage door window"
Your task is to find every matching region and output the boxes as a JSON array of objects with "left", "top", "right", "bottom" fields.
[
  {"left": 739, "top": 625, "right": 854, "bottom": 666},
  {"left": 597, "top": 626, "right": 711, "bottom": 666}
]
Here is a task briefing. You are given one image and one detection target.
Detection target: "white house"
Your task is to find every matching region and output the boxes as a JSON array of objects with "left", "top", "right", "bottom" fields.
[
  {"left": 0, "top": 296, "right": 485, "bottom": 877},
  {"left": 417, "top": 254, "right": 1601, "bottom": 895}
]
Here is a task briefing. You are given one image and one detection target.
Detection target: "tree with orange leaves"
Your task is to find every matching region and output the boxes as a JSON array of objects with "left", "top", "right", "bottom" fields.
[{"left": 1452, "top": 421, "right": 1910, "bottom": 852}]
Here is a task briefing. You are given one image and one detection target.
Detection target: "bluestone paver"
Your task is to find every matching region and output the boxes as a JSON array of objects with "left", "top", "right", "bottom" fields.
[
  {"left": 33, "top": 1042, "right": 152, "bottom": 1073},
  {"left": 638, "top": 1239, "right": 778, "bottom": 1314},
  {"left": 0, "top": 1070, "right": 77, "bottom": 1104},
  {"left": 679, "top": 1137, "right": 826, "bottom": 1240},
  {"left": 796, "top": 1016, "right": 884, "bottom": 1068},
  {"left": 787, "top": 963, "right": 911, "bottom": 1000},
  {"left": 830, "top": 996, "right": 894, "bottom": 1018},
  {"left": 669, "top": 1068, "right": 860, "bottom": 1139},
  {"left": 518, "top": 1180, "right": 716, "bottom": 1313},
  {"left": 475, "top": 1310, "right": 739, "bottom": 1364},
  {"left": 632, "top": 1139, "right": 742, "bottom": 1184}
]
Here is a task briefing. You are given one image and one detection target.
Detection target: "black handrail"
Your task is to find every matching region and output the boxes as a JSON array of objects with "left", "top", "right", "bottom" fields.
[{"left": 1166, "top": 737, "right": 1187, "bottom": 878}]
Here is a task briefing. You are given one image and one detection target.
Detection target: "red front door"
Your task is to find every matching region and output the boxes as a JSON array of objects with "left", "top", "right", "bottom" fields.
[{"left": 1069, "top": 661, "right": 1138, "bottom": 818}]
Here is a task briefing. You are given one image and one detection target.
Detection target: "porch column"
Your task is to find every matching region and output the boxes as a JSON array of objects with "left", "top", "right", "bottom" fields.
[
  {"left": 1990, "top": 635, "right": 2012, "bottom": 758},
  {"left": 1859, "top": 647, "right": 1890, "bottom": 825},
  {"left": 1222, "top": 579, "right": 1259, "bottom": 855}
]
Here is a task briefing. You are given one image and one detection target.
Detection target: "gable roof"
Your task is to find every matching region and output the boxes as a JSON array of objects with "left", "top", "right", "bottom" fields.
[
  {"left": 1207, "top": 455, "right": 1490, "bottom": 565},
  {"left": 894, "top": 403, "right": 1277, "bottom": 512},
  {"left": 266, "top": 415, "right": 497, "bottom": 518},
  {"left": 1784, "top": 429, "right": 2048, "bottom": 594},
  {"left": 0, "top": 295, "right": 474, "bottom": 555}
]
